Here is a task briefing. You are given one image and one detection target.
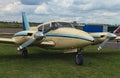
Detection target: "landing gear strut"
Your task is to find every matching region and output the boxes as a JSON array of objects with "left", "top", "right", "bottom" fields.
[
  {"left": 75, "top": 48, "right": 83, "bottom": 65},
  {"left": 22, "top": 48, "right": 28, "bottom": 58}
]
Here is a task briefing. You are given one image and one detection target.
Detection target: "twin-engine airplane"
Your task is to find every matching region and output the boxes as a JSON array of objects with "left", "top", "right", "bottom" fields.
[{"left": 0, "top": 12, "right": 119, "bottom": 65}]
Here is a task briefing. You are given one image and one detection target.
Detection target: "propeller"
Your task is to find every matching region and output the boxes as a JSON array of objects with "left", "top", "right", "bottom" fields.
[
  {"left": 17, "top": 25, "right": 58, "bottom": 51},
  {"left": 98, "top": 33, "right": 117, "bottom": 51},
  {"left": 17, "top": 32, "right": 44, "bottom": 51}
]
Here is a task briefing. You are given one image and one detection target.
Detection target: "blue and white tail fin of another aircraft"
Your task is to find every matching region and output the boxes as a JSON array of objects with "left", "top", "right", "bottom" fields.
[{"left": 22, "top": 12, "right": 30, "bottom": 30}]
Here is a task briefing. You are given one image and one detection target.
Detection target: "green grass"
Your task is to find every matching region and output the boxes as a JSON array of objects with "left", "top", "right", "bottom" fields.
[
  {"left": 0, "top": 23, "right": 21, "bottom": 28},
  {"left": 0, "top": 34, "right": 120, "bottom": 78},
  {"left": 0, "top": 43, "right": 120, "bottom": 78},
  {"left": 0, "top": 34, "right": 13, "bottom": 38}
]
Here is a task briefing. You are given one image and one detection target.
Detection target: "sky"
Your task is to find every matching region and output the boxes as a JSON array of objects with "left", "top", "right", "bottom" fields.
[{"left": 0, "top": 0, "right": 120, "bottom": 24}]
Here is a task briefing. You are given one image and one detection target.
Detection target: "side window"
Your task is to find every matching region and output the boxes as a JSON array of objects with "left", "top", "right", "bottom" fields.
[
  {"left": 44, "top": 24, "right": 50, "bottom": 32},
  {"left": 51, "top": 22, "right": 59, "bottom": 30},
  {"left": 52, "top": 22, "right": 57, "bottom": 27},
  {"left": 38, "top": 25, "right": 43, "bottom": 32}
]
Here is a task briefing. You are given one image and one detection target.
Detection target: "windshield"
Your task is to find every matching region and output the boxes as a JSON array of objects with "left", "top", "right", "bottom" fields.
[{"left": 52, "top": 22, "right": 74, "bottom": 28}]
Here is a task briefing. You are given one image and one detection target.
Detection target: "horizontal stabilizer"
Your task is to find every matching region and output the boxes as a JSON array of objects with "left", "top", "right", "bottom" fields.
[{"left": 0, "top": 38, "right": 15, "bottom": 44}]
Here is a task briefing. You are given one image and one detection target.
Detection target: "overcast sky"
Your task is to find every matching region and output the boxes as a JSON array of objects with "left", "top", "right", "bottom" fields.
[{"left": 0, "top": 0, "right": 120, "bottom": 24}]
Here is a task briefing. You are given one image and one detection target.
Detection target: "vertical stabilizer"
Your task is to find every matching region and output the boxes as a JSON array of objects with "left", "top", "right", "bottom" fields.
[{"left": 22, "top": 12, "right": 30, "bottom": 30}]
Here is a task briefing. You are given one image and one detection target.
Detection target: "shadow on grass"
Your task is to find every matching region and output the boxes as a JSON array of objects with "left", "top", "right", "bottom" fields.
[
  {"left": 0, "top": 50, "right": 75, "bottom": 65},
  {"left": 0, "top": 48, "right": 120, "bottom": 59},
  {"left": 83, "top": 50, "right": 120, "bottom": 58},
  {"left": 0, "top": 48, "right": 119, "bottom": 65}
]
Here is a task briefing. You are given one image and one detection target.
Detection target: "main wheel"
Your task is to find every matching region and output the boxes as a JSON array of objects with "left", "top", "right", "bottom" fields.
[
  {"left": 22, "top": 49, "right": 28, "bottom": 58},
  {"left": 75, "top": 53, "right": 83, "bottom": 65}
]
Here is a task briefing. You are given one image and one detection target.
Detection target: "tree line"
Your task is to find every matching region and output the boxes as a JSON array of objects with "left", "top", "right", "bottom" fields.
[{"left": 0, "top": 21, "right": 40, "bottom": 28}]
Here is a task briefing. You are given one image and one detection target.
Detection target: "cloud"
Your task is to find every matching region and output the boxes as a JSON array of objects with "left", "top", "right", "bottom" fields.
[
  {"left": 34, "top": 0, "right": 74, "bottom": 16},
  {"left": 35, "top": 3, "right": 49, "bottom": 14},
  {"left": 1, "top": 0, "right": 120, "bottom": 24},
  {"left": 48, "top": 0, "right": 73, "bottom": 8},
  {"left": 20, "top": 0, "right": 48, "bottom": 5},
  {"left": 3, "top": 1, "right": 21, "bottom": 12}
]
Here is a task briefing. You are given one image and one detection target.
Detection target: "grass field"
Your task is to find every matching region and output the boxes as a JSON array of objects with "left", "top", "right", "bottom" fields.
[{"left": 0, "top": 43, "right": 120, "bottom": 78}]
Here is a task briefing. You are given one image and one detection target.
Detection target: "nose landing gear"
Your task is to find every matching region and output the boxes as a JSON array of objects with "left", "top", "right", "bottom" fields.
[{"left": 75, "top": 48, "right": 83, "bottom": 65}]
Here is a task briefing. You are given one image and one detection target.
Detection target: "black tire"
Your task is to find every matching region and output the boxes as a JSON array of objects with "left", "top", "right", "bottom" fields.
[
  {"left": 22, "top": 49, "right": 28, "bottom": 58},
  {"left": 75, "top": 53, "right": 83, "bottom": 65}
]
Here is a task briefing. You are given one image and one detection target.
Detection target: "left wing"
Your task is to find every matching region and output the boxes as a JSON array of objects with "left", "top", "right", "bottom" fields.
[{"left": 0, "top": 38, "right": 15, "bottom": 44}]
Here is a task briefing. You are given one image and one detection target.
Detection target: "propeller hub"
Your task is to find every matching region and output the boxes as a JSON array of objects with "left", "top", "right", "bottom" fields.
[
  {"left": 107, "top": 33, "right": 117, "bottom": 39},
  {"left": 34, "top": 32, "right": 44, "bottom": 39}
]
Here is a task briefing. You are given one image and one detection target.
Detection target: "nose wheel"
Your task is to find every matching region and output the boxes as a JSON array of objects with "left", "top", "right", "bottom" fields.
[{"left": 75, "top": 48, "right": 83, "bottom": 65}]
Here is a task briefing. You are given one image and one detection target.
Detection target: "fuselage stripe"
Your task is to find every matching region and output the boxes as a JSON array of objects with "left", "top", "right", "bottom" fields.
[{"left": 46, "top": 33, "right": 94, "bottom": 42}]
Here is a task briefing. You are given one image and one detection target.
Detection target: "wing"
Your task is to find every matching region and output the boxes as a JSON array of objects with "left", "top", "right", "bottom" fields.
[{"left": 0, "top": 38, "right": 15, "bottom": 44}]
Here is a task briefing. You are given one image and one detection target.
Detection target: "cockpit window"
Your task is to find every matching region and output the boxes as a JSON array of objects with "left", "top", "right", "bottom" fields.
[
  {"left": 52, "top": 22, "right": 73, "bottom": 28},
  {"left": 38, "top": 22, "right": 74, "bottom": 33},
  {"left": 38, "top": 24, "right": 51, "bottom": 33},
  {"left": 38, "top": 25, "right": 43, "bottom": 32},
  {"left": 44, "top": 24, "right": 51, "bottom": 32}
]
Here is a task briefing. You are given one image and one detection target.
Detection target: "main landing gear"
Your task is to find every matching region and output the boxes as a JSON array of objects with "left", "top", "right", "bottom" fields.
[
  {"left": 21, "top": 48, "right": 28, "bottom": 58},
  {"left": 75, "top": 48, "right": 84, "bottom": 65}
]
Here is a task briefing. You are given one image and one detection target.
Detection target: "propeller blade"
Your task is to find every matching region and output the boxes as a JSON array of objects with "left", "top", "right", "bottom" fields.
[
  {"left": 17, "top": 32, "right": 44, "bottom": 51},
  {"left": 17, "top": 38, "right": 36, "bottom": 51},
  {"left": 98, "top": 38, "right": 110, "bottom": 51}
]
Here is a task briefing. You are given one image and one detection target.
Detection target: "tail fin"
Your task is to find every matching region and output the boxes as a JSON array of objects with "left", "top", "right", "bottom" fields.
[
  {"left": 22, "top": 12, "right": 30, "bottom": 30},
  {"left": 113, "top": 26, "right": 120, "bottom": 34}
]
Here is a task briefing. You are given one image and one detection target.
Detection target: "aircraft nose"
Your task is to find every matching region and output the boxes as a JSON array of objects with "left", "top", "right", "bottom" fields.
[
  {"left": 77, "top": 32, "right": 94, "bottom": 47},
  {"left": 80, "top": 32, "right": 94, "bottom": 43},
  {"left": 86, "top": 36, "right": 94, "bottom": 42},
  {"left": 76, "top": 30, "right": 95, "bottom": 47},
  {"left": 70, "top": 28, "right": 94, "bottom": 43}
]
